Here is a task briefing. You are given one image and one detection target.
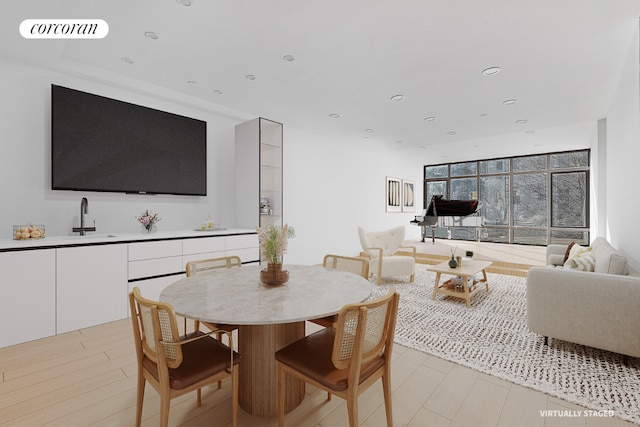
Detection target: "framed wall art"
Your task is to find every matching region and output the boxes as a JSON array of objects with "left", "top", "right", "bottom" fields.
[
  {"left": 402, "top": 180, "right": 415, "bottom": 212},
  {"left": 386, "top": 176, "right": 402, "bottom": 212}
]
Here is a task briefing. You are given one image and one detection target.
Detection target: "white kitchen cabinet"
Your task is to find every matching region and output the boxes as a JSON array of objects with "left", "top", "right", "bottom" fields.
[
  {"left": 127, "top": 239, "right": 185, "bottom": 316},
  {"left": 182, "top": 236, "right": 226, "bottom": 266},
  {"left": 0, "top": 230, "right": 257, "bottom": 348},
  {"left": 56, "top": 244, "right": 128, "bottom": 334},
  {"left": 0, "top": 249, "right": 56, "bottom": 347},
  {"left": 226, "top": 233, "right": 259, "bottom": 263},
  {"left": 182, "top": 234, "right": 259, "bottom": 266},
  {"left": 128, "top": 275, "right": 181, "bottom": 309},
  {"left": 128, "top": 239, "right": 182, "bottom": 261}
]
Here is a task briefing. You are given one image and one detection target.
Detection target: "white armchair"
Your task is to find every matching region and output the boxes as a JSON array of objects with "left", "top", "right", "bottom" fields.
[{"left": 357, "top": 226, "right": 416, "bottom": 285}]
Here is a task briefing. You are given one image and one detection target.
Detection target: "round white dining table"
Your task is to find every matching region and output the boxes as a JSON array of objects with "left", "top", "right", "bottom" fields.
[{"left": 159, "top": 264, "right": 372, "bottom": 417}]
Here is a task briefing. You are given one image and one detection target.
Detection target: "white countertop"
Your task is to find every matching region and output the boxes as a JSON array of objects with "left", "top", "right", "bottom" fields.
[
  {"left": 160, "top": 264, "right": 373, "bottom": 325},
  {"left": 0, "top": 228, "right": 256, "bottom": 251}
]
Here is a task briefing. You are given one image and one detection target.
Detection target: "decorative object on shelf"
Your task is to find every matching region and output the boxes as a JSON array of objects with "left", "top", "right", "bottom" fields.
[
  {"left": 200, "top": 213, "right": 216, "bottom": 230},
  {"left": 256, "top": 224, "right": 295, "bottom": 286},
  {"left": 13, "top": 224, "right": 45, "bottom": 240},
  {"left": 448, "top": 245, "right": 458, "bottom": 268},
  {"left": 260, "top": 197, "right": 271, "bottom": 215},
  {"left": 135, "top": 210, "right": 161, "bottom": 233},
  {"left": 466, "top": 250, "right": 474, "bottom": 258}
]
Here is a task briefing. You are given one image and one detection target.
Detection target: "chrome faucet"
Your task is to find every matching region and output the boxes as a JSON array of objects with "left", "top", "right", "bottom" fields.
[{"left": 72, "top": 197, "right": 96, "bottom": 236}]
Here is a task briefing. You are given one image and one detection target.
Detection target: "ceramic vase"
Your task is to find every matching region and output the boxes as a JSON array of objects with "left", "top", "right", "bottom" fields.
[{"left": 448, "top": 256, "right": 458, "bottom": 268}]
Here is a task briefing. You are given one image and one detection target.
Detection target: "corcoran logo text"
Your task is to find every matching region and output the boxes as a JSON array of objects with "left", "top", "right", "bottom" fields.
[{"left": 19, "top": 19, "right": 109, "bottom": 39}]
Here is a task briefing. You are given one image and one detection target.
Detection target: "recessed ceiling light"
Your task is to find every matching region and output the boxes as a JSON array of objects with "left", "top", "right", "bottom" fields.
[
  {"left": 447, "top": 131, "right": 457, "bottom": 136},
  {"left": 424, "top": 116, "right": 436, "bottom": 121},
  {"left": 245, "top": 74, "right": 256, "bottom": 80},
  {"left": 534, "top": 143, "right": 543, "bottom": 147},
  {"left": 526, "top": 130, "right": 536, "bottom": 134},
  {"left": 420, "top": 146, "right": 426, "bottom": 149},
  {"left": 394, "top": 140, "right": 403, "bottom": 145},
  {"left": 176, "top": 0, "right": 192, "bottom": 5},
  {"left": 283, "top": 55, "right": 295, "bottom": 62},
  {"left": 187, "top": 80, "right": 197, "bottom": 84},
  {"left": 329, "top": 113, "right": 340, "bottom": 118},
  {"left": 516, "top": 119, "right": 528, "bottom": 124},
  {"left": 213, "top": 89, "right": 223, "bottom": 95},
  {"left": 144, "top": 31, "right": 158, "bottom": 40},
  {"left": 390, "top": 94, "right": 405, "bottom": 101},
  {"left": 503, "top": 99, "right": 518, "bottom": 105},
  {"left": 480, "top": 113, "right": 487, "bottom": 117},
  {"left": 364, "top": 129, "right": 374, "bottom": 133},
  {"left": 121, "top": 57, "right": 133, "bottom": 64},
  {"left": 482, "top": 67, "right": 501, "bottom": 76}
]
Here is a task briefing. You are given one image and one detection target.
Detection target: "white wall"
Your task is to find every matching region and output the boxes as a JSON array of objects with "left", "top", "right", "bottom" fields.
[
  {"left": 606, "top": 24, "right": 640, "bottom": 270},
  {"left": 0, "top": 56, "right": 424, "bottom": 262},
  {"left": 283, "top": 128, "right": 424, "bottom": 265},
  {"left": 0, "top": 58, "right": 244, "bottom": 238}
]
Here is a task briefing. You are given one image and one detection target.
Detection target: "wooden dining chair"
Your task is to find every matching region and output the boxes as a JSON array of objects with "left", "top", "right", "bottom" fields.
[
  {"left": 276, "top": 288, "right": 400, "bottom": 427},
  {"left": 185, "top": 255, "right": 242, "bottom": 276},
  {"left": 185, "top": 255, "right": 242, "bottom": 335},
  {"left": 309, "top": 254, "right": 370, "bottom": 328},
  {"left": 129, "top": 287, "right": 240, "bottom": 427}
]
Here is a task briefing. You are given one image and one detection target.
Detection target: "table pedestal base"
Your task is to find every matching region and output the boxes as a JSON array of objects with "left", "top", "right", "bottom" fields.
[{"left": 238, "top": 322, "right": 305, "bottom": 416}]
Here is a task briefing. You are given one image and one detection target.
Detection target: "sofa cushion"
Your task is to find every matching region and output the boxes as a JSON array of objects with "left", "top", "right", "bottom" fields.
[
  {"left": 591, "top": 237, "right": 628, "bottom": 275},
  {"left": 563, "top": 244, "right": 594, "bottom": 271}
]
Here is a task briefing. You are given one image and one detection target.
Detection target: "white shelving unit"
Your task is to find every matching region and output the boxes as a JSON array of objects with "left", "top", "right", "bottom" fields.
[{"left": 235, "top": 118, "right": 283, "bottom": 240}]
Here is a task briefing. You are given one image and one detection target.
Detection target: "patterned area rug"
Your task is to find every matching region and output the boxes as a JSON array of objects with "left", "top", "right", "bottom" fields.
[{"left": 370, "top": 265, "right": 640, "bottom": 425}]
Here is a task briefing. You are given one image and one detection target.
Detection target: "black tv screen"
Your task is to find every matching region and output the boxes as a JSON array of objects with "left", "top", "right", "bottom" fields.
[{"left": 51, "top": 85, "right": 207, "bottom": 196}]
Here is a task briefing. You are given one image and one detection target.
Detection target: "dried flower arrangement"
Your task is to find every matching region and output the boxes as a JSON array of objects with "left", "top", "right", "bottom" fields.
[{"left": 256, "top": 224, "right": 295, "bottom": 265}]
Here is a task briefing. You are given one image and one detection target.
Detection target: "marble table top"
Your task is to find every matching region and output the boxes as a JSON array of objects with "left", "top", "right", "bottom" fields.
[{"left": 160, "top": 264, "right": 373, "bottom": 325}]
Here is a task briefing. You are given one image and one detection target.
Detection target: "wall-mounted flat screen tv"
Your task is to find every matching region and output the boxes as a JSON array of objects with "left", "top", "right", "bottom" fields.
[{"left": 51, "top": 85, "right": 207, "bottom": 196}]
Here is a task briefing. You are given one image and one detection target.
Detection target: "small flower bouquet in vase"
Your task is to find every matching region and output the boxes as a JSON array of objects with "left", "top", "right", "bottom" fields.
[
  {"left": 136, "top": 210, "right": 161, "bottom": 233},
  {"left": 256, "top": 224, "right": 295, "bottom": 286}
]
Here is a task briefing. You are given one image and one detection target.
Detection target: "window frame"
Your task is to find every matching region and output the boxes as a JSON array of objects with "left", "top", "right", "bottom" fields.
[{"left": 423, "top": 149, "right": 590, "bottom": 245}]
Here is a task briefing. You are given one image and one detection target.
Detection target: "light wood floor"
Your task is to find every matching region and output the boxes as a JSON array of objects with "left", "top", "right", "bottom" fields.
[{"left": 1, "top": 318, "right": 635, "bottom": 427}]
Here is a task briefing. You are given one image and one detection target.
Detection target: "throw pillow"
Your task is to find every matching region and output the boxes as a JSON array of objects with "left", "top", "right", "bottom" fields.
[
  {"left": 563, "top": 244, "right": 594, "bottom": 271},
  {"left": 568, "top": 243, "right": 590, "bottom": 260},
  {"left": 563, "top": 241, "right": 576, "bottom": 263}
]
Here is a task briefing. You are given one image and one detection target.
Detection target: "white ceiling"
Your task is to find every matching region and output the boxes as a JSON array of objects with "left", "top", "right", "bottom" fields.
[{"left": 2, "top": 0, "right": 639, "bottom": 157}]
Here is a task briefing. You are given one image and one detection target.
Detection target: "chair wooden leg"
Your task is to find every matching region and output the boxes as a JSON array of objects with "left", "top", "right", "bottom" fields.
[
  {"left": 135, "top": 371, "right": 145, "bottom": 427},
  {"left": 216, "top": 331, "right": 224, "bottom": 389},
  {"left": 232, "top": 368, "right": 239, "bottom": 427},
  {"left": 278, "top": 362, "right": 286, "bottom": 427},
  {"left": 382, "top": 369, "right": 394, "bottom": 427},
  {"left": 159, "top": 394, "right": 171, "bottom": 427},
  {"left": 410, "top": 273, "right": 415, "bottom": 282},
  {"left": 346, "top": 390, "right": 359, "bottom": 427}
]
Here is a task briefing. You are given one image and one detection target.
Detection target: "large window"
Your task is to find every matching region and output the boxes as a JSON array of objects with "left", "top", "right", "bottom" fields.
[{"left": 423, "top": 149, "right": 590, "bottom": 245}]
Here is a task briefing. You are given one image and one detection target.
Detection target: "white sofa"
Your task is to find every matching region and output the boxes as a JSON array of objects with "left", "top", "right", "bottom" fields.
[{"left": 527, "top": 237, "right": 640, "bottom": 358}]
